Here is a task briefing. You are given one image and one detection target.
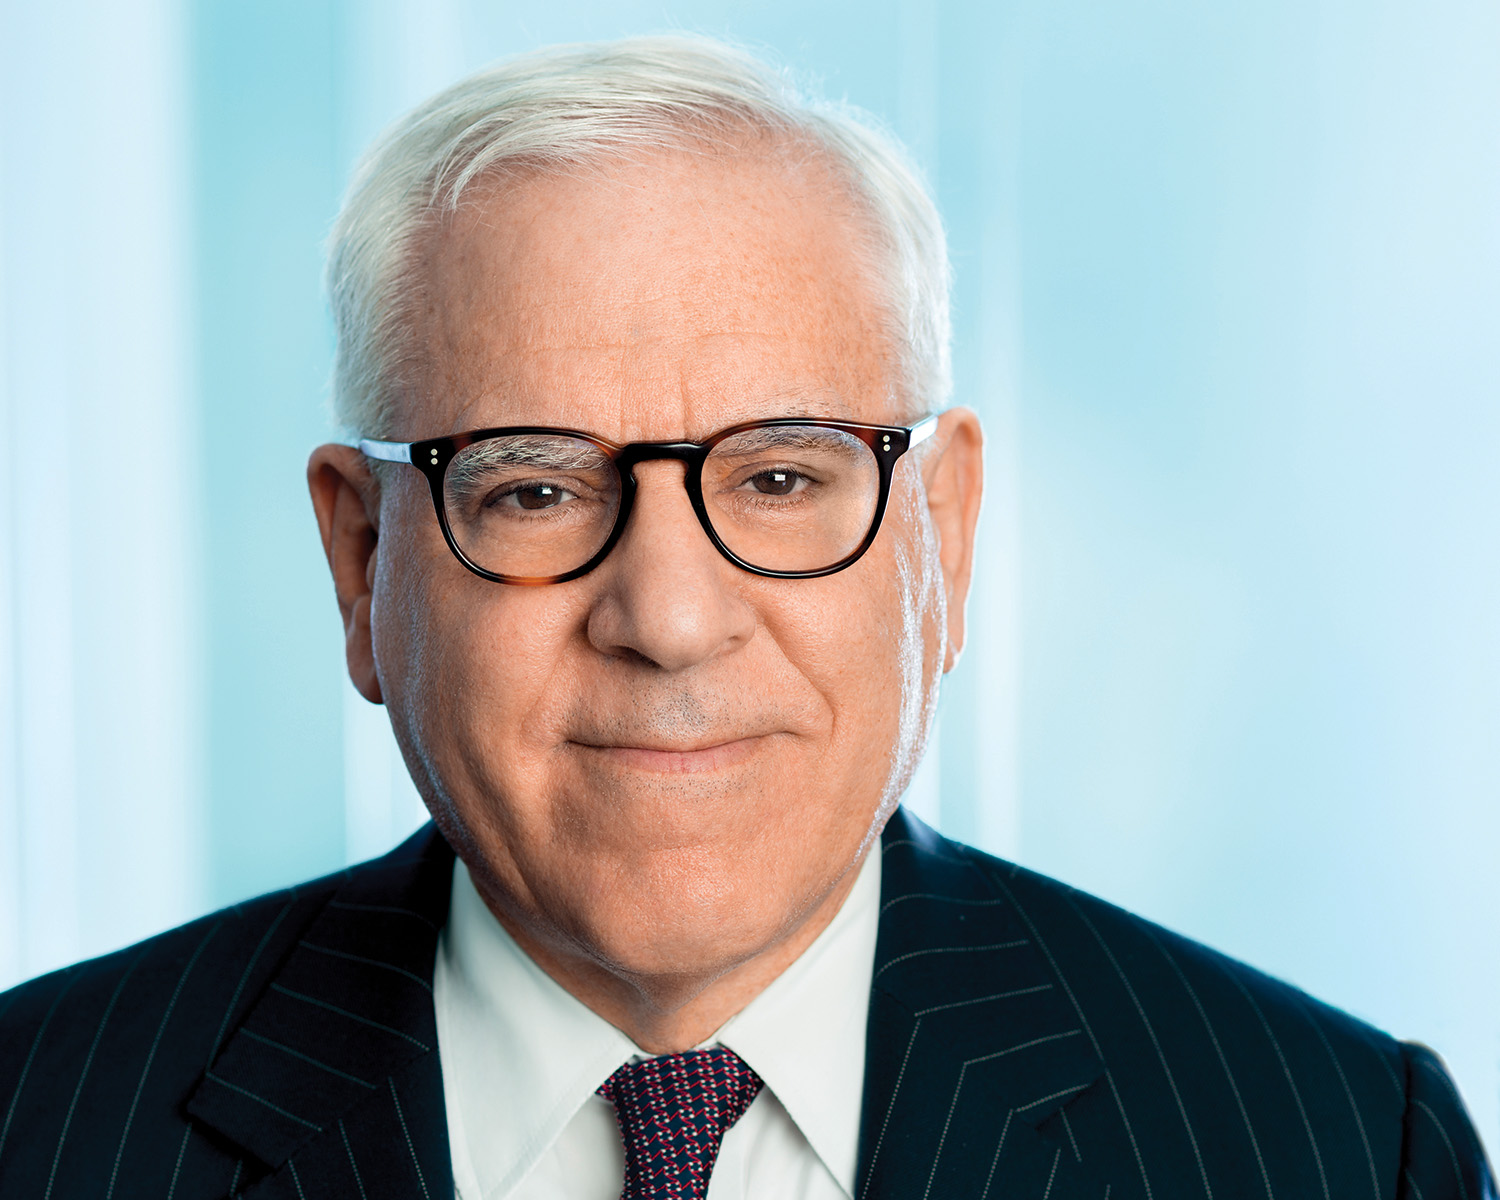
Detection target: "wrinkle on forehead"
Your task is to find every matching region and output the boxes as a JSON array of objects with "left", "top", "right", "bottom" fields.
[{"left": 397, "top": 144, "right": 900, "bottom": 443}]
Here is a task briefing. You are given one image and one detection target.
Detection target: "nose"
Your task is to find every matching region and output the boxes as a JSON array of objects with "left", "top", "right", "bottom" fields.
[{"left": 585, "top": 461, "right": 756, "bottom": 671}]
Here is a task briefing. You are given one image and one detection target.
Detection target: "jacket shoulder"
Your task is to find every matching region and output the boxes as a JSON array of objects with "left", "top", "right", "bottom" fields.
[
  {"left": 1, "top": 867, "right": 344, "bottom": 1058},
  {"left": 941, "top": 835, "right": 1492, "bottom": 1198},
  {"left": 975, "top": 843, "right": 1406, "bottom": 1076},
  {"left": 0, "top": 828, "right": 447, "bottom": 1194}
]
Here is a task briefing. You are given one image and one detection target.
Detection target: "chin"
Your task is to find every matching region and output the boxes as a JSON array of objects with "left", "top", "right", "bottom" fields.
[{"left": 574, "top": 868, "right": 796, "bottom": 981}]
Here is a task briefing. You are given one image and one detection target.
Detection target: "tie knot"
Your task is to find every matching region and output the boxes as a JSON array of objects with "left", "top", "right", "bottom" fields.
[{"left": 598, "top": 1046, "right": 764, "bottom": 1200}]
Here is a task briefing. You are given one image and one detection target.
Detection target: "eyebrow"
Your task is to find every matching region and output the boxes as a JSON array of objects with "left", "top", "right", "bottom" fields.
[
  {"left": 456, "top": 436, "right": 611, "bottom": 468},
  {"left": 444, "top": 437, "right": 614, "bottom": 492},
  {"left": 710, "top": 425, "right": 866, "bottom": 453}
]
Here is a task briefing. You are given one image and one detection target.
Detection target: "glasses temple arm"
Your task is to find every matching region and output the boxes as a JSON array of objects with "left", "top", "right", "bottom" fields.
[{"left": 357, "top": 438, "right": 413, "bottom": 464}]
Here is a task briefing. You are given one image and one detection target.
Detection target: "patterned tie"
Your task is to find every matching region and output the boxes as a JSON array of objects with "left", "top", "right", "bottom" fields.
[{"left": 597, "top": 1046, "right": 765, "bottom": 1199}]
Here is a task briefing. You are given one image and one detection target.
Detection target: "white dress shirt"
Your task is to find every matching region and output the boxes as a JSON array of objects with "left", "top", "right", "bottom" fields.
[{"left": 434, "top": 848, "right": 881, "bottom": 1200}]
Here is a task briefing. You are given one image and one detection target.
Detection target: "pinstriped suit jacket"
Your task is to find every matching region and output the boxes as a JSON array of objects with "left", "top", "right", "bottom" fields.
[{"left": 0, "top": 808, "right": 1490, "bottom": 1199}]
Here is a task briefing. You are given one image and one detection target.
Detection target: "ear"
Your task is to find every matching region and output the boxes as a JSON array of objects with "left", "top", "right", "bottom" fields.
[
  {"left": 308, "top": 444, "right": 384, "bottom": 703},
  {"left": 920, "top": 408, "right": 984, "bottom": 672}
]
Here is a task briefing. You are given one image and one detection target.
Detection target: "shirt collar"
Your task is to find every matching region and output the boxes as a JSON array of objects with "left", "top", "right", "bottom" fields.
[{"left": 435, "top": 849, "right": 881, "bottom": 1199}]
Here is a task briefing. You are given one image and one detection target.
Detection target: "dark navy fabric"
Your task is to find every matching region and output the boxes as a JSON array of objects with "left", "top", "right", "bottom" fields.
[{"left": 0, "top": 810, "right": 1491, "bottom": 1198}]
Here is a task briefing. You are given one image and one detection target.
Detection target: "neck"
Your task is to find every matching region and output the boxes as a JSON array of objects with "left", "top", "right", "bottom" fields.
[{"left": 472, "top": 864, "right": 864, "bottom": 1055}]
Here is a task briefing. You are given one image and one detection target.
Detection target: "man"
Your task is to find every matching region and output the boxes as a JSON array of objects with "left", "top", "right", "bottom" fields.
[{"left": 0, "top": 34, "right": 1490, "bottom": 1200}]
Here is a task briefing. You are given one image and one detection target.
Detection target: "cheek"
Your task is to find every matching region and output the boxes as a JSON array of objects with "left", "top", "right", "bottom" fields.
[
  {"left": 369, "top": 508, "right": 585, "bottom": 800},
  {"left": 754, "top": 544, "right": 913, "bottom": 758},
  {"left": 775, "top": 473, "right": 946, "bottom": 808}
]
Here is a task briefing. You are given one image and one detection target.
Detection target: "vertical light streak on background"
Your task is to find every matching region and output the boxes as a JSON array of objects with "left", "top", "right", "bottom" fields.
[
  {"left": 338, "top": 0, "right": 466, "bottom": 158},
  {"left": 0, "top": 0, "right": 203, "bottom": 984},
  {"left": 965, "top": 2, "right": 1024, "bottom": 862},
  {"left": 923, "top": 0, "right": 1025, "bottom": 860},
  {"left": 71, "top": 0, "right": 204, "bottom": 966},
  {"left": 192, "top": 0, "right": 348, "bottom": 905},
  {"left": 897, "top": 0, "right": 940, "bottom": 172},
  {"left": 0, "top": 1, "right": 81, "bottom": 985},
  {"left": 0, "top": 4, "right": 19, "bottom": 985}
]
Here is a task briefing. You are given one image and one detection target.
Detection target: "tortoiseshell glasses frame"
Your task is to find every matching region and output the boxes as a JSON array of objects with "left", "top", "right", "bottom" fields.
[{"left": 359, "top": 414, "right": 938, "bottom": 585}]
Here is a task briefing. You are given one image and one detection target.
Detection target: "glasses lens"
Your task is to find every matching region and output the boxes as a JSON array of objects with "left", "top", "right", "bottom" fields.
[
  {"left": 702, "top": 425, "right": 880, "bottom": 573},
  {"left": 442, "top": 434, "right": 621, "bottom": 579}
]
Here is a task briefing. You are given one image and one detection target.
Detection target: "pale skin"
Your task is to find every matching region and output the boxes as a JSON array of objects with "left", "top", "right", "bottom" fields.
[{"left": 309, "top": 144, "right": 984, "bottom": 1054}]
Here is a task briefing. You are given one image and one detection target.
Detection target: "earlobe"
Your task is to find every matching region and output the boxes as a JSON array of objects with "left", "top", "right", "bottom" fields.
[
  {"left": 308, "top": 444, "right": 384, "bottom": 704},
  {"left": 921, "top": 408, "right": 984, "bottom": 673}
]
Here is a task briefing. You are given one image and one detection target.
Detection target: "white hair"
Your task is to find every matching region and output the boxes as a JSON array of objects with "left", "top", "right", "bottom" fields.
[{"left": 326, "top": 34, "right": 951, "bottom": 438}]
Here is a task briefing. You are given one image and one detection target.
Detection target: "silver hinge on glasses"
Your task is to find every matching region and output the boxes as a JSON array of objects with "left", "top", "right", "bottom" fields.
[
  {"left": 907, "top": 415, "right": 938, "bottom": 448},
  {"left": 358, "top": 438, "right": 412, "bottom": 463}
]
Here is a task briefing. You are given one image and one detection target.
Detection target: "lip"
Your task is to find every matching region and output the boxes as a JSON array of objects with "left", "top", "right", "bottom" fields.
[{"left": 567, "top": 734, "right": 769, "bottom": 774}]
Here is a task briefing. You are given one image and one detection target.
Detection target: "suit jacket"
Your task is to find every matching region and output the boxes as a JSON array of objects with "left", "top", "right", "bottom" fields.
[{"left": 0, "top": 808, "right": 1490, "bottom": 1199}]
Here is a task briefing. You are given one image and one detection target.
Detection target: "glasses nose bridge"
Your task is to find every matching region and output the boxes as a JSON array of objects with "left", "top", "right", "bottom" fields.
[
  {"left": 611, "top": 439, "right": 712, "bottom": 545},
  {"left": 613, "top": 439, "right": 705, "bottom": 475}
]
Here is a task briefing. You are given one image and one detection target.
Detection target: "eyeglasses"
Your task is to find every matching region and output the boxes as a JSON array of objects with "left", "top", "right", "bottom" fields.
[{"left": 359, "top": 415, "right": 937, "bottom": 585}]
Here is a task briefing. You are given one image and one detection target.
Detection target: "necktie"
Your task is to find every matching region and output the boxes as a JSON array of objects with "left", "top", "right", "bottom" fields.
[{"left": 597, "top": 1046, "right": 764, "bottom": 1199}]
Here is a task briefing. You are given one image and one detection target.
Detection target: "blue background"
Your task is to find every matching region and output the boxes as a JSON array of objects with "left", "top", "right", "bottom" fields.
[{"left": 1, "top": 0, "right": 1496, "bottom": 1152}]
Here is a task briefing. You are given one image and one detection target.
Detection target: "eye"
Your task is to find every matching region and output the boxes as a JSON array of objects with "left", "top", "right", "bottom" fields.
[
  {"left": 492, "top": 482, "right": 576, "bottom": 510},
  {"left": 744, "top": 468, "right": 806, "bottom": 496}
]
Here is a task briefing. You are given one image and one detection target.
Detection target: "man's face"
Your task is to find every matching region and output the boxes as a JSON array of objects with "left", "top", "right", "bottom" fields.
[{"left": 326, "top": 146, "right": 979, "bottom": 998}]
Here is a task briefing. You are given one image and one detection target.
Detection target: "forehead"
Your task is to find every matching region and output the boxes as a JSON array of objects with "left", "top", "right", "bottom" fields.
[{"left": 404, "top": 146, "right": 899, "bottom": 440}]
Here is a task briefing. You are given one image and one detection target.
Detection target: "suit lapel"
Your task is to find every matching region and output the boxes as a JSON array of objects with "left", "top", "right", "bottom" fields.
[
  {"left": 857, "top": 810, "right": 1112, "bottom": 1199},
  {"left": 186, "top": 826, "right": 456, "bottom": 1199}
]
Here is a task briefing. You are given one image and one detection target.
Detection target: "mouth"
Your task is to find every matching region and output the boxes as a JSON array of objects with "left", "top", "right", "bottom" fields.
[{"left": 565, "top": 734, "right": 771, "bottom": 774}]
